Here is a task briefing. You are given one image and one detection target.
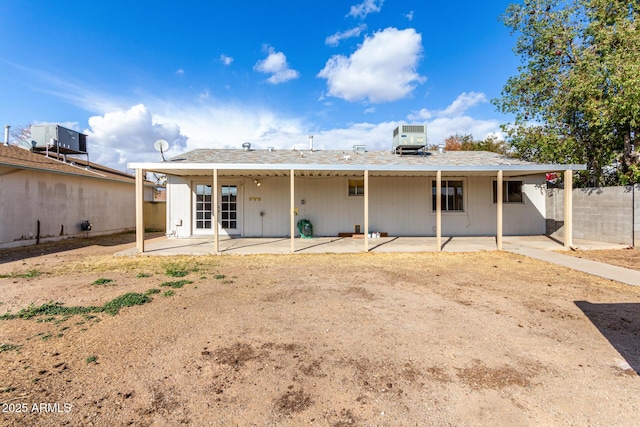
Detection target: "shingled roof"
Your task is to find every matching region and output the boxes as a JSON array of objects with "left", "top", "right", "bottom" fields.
[
  {"left": 129, "top": 147, "right": 586, "bottom": 178},
  {"left": 0, "top": 144, "right": 138, "bottom": 184}
]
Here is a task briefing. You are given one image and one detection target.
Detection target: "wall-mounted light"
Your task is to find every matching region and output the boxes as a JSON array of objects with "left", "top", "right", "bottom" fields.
[{"left": 254, "top": 179, "right": 261, "bottom": 187}]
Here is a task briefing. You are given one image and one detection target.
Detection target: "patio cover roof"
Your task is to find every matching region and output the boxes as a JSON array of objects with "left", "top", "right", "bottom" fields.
[{"left": 128, "top": 148, "right": 586, "bottom": 177}]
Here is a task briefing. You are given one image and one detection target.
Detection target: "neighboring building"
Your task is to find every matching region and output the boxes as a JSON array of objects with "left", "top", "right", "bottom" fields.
[
  {"left": 0, "top": 143, "right": 156, "bottom": 249},
  {"left": 129, "top": 128, "right": 585, "bottom": 253}
]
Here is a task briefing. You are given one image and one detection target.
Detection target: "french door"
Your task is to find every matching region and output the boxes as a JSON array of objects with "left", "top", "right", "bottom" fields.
[
  {"left": 220, "top": 184, "right": 240, "bottom": 235},
  {"left": 192, "top": 182, "right": 241, "bottom": 236}
]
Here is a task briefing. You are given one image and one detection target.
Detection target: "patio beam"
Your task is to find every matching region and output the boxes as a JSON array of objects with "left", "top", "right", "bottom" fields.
[
  {"left": 364, "top": 169, "right": 369, "bottom": 252},
  {"left": 135, "top": 168, "right": 145, "bottom": 253},
  {"left": 436, "top": 170, "right": 442, "bottom": 251},
  {"left": 564, "top": 169, "right": 573, "bottom": 248},
  {"left": 497, "top": 169, "right": 503, "bottom": 250},
  {"left": 290, "top": 169, "right": 295, "bottom": 254},
  {"left": 213, "top": 169, "right": 219, "bottom": 254}
]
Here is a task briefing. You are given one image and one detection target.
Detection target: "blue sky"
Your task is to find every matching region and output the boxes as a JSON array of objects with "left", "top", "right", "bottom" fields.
[{"left": 0, "top": 0, "right": 520, "bottom": 171}]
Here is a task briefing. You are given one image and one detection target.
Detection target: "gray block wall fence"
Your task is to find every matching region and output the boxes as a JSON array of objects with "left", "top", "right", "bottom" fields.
[{"left": 546, "top": 184, "right": 639, "bottom": 246}]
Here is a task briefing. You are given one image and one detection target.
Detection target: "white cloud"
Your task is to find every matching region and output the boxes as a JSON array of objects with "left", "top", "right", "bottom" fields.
[
  {"left": 84, "top": 104, "right": 187, "bottom": 168},
  {"left": 317, "top": 27, "right": 425, "bottom": 103},
  {"left": 424, "top": 116, "right": 503, "bottom": 147},
  {"left": 409, "top": 108, "right": 432, "bottom": 120},
  {"left": 407, "top": 92, "right": 503, "bottom": 145},
  {"left": 405, "top": 11, "right": 414, "bottom": 21},
  {"left": 441, "top": 92, "right": 487, "bottom": 117},
  {"left": 347, "top": 0, "right": 384, "bottom": 19},
  {"left": 152, "top": 102, "right": 397, "bottom": 153},
  {"left": 325, "top": 25, "right": 367, "bottom": 46},
  {"left": 84, "top": 96, "right": 501, "bottom": 171},
  {"left": 220, "top": 54, "right": 233, "bottom": 66},
  {"left": 408, "top": 92, "right": 488, "bottom": 121},
  {"left": 254, "top": 47, "right": 300, "bottom": 84},
  {"left": 176, "top": 68, "right": 184, "bottom": 75},
  {"left": 152, "top": 102, "right": 307, "bottom": 152}
]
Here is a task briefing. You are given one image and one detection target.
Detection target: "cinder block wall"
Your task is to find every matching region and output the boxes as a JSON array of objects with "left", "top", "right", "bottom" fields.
[
  {"left": 635, "top": 184, "right": 640, "bottom": 246},
  {"left": 547, "top": 185, "right": 639, "bottom": 246}
]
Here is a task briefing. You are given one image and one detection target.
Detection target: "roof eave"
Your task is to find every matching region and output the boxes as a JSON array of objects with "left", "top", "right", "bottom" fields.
[{"left": 127, "top": 161, "right": 587, "bottom": 174}]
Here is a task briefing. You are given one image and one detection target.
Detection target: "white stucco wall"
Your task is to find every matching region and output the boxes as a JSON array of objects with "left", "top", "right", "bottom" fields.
[
  {"left": 0, "top": 166, "right": 146, "bottom": 248},
  {"left": 166, "top": 174, "right": 547, "bottom": 238}
]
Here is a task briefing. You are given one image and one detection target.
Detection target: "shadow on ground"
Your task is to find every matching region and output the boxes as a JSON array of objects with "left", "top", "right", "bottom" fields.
[
  {"left": 575, "top": 301, "right": 640, "bottom": 375},
  {"left": 0, "top": 232, "right": 164, "bottom": 264}
]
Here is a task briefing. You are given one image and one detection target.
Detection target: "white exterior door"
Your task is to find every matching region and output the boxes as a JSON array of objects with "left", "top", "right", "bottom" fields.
[
  {"left": 193, "top": 183, "right": 214, "bottom": 235},
  {"left": 192, "top": 182, "right": 242, "bottom": 236},
  {"left": 219, "top": 184, "right": 241, "bottom": 236}
]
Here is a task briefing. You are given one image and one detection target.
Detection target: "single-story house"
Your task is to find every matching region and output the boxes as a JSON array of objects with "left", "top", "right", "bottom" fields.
[
  {"left": 128, "top": 136, "right": 585, "bottom": 254},
  {"left": 0, "top": 143, "right": 157, "bottom": 249}
]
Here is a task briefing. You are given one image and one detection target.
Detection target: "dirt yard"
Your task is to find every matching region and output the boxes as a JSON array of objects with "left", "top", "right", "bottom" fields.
[
  {"left": 567, "top": 247, "right": 640, "bottom": 272},
  {"left": 1, "top": 234, "right": 639, "bottom": 426}
]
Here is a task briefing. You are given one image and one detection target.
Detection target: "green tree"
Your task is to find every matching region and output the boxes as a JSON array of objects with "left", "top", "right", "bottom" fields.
[
  {"left": 494, "top": 0, "right": 640, "bottom": 186},
  {"left": 443, "top": 133, "right": 507, "bottom": 154}
]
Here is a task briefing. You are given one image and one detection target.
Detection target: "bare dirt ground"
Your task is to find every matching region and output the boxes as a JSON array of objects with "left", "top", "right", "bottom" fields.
[
  {"left": 1, "top": 234, "right": 639, "bottom": 426},
  {"left": 566, "top": 247, "right": 640, "bottom": 272}
]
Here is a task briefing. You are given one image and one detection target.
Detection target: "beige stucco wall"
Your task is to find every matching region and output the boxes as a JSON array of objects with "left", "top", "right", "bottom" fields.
[
  {"left": 166, "top": 174, "right": 547, "bottom": 238},
  {"left": 0, "top": 166, "right": 152, "bottom": 248},
  {"left": 143, "top": 201, "right": 166, "bottom": 231}
]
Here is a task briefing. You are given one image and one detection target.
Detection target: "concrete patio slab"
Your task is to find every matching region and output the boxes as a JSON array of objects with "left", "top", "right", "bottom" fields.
[{"left": 116, "top": 234, "right": 627, "bottom": 257}]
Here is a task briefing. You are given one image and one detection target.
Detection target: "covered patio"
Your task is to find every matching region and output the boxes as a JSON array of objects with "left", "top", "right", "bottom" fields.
[
  {"left": 115, "top": 234, "right": 625, "bottom": 257},
  {"left": 129, "top": 148, "right": 586, "bottom": 255}
]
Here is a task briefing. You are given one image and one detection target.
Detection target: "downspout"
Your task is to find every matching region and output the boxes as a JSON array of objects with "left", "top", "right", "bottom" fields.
[{"left": 4, "top": 125, "right": 9, "bottom": 146}]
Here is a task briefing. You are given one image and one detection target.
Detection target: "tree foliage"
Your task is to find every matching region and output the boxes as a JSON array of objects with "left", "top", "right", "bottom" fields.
[
  {"left": 443, "top": 133, "right": 508, "bottom": 154},
  {"left": 494, "top": 0, "right": 640, "bottom": 186}
]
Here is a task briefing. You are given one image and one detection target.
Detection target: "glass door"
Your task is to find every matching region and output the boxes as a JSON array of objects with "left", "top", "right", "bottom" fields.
[
  {"left": 194, "top": 184, "right": 213, "bottom": 233},
  {"left": 220, "top": 185, "right": 240, "bottom": 235}
]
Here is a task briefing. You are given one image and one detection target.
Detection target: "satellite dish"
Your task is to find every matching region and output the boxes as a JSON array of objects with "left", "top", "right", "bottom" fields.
[{"left": 153, "top": 139, "right": 169, "bottom": 161}]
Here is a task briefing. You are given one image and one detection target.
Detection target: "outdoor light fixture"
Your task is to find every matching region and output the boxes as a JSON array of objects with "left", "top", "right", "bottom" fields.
[{"left": 254, "top": 179, "right": 261, "bottom": 187}]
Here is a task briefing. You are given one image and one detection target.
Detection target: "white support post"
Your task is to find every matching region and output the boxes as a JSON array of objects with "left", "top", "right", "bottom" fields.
[
  {"left": 364, "top": 170, "right": 369, "bottom": 252},
  {"left": 497, "top": 170, "right": 503, "bottom": 251},
  {"left": 290, "top": 169, "right": 295, "bottom": 254},
  {"left": 564, "top": 169, "right": 573, "bottom": 249},
  {"left": 213, "top": 169, "right": 219, "bottom": 254},
  {"left": 436, "top": 170, "right": 442, "bottom": 252},
  {"left": 135, "top": 168, "right": 145, "bottom": 253}
]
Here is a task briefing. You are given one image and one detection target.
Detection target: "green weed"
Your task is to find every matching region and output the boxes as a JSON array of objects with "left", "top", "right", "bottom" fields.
[
  {"left": 0, "top": 269, "right": 41, "bottom": 279},
  {"left": 0, "top": 343, "right": 21, "bottom": 353},
  {"left": 1, "top": 292, "right": 152, "bottom": 320},
  {"left": 102, "top": 293, "right": 151, "bottom": 315},
  {"left": 85, "top": 355, "right": 97, "bottom": 364},
  {"left": 145, "top": 288, "right": 161, "bottom": 295},
  {"left": 92, "top": 278, "right": 113, "bottom": 285},
  {"left": 159, "top": 280, "right": 193, "bottom": 289},
  {"left": 136, "top": 272, "right": 152, "bottom": 278},
  {"left": 162, "top": 290, "right": 175, "bottom": 297}
]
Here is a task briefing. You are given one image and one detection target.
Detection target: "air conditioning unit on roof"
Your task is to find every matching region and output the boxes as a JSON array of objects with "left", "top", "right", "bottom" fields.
[{"left": 392, "top": 124, "right": 427, "bottom": 153}]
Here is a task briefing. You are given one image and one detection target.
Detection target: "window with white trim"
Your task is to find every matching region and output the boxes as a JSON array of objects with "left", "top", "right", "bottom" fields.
[
  {"left": 432, "top": 180, "right": 464, "bottom": 211},
  {"left": 492, "top": 180, "right": 523, "bottom": 203},
  {"left": 348, "top": 179, "right": 365, "bottom": 196}
]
